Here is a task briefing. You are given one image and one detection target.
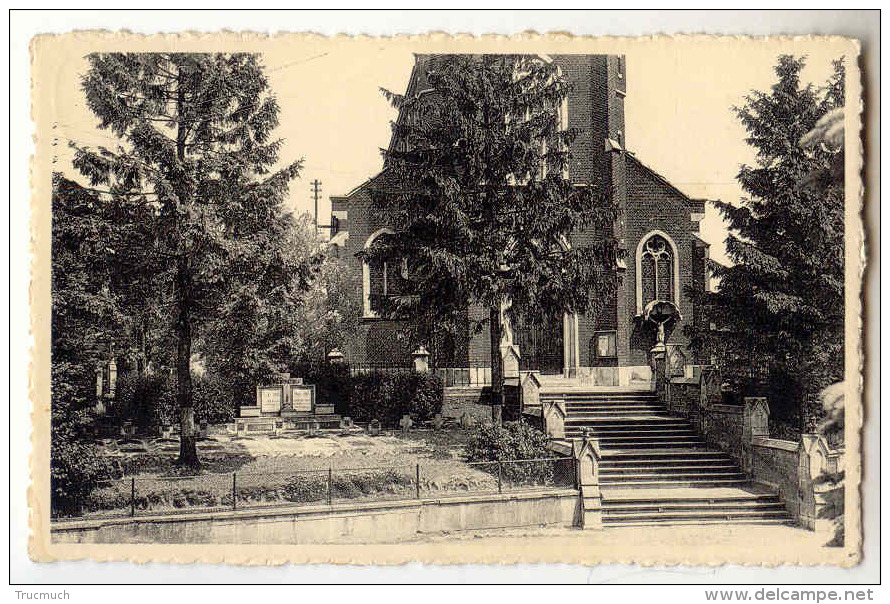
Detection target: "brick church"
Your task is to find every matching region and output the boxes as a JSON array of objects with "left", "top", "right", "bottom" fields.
[{"left": 329, "top": 54, "right": 711, "bottom": 387}]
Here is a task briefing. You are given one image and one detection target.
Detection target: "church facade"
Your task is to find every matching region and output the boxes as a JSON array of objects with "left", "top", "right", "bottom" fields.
[{"left": 329, "top": 54, "right": 711, "bottom": 387}]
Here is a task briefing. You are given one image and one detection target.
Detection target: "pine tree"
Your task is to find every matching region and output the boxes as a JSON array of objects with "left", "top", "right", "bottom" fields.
[
  {"left": 71, "top": 53, "right": 302, "bottom": 466},
  {"left": 368, "top": 55, "right": 617, "bottom": 422},
  {"left": 688, "top": 56, "right": 845, "bottom": 432}
]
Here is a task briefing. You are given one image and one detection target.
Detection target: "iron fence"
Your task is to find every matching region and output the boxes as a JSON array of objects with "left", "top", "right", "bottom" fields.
[
  {"left": 54, "top": 457, "right": 577, "bottom": 522},
  {"left": 347, "top": 361, "right": 493, "bottom": 387}
]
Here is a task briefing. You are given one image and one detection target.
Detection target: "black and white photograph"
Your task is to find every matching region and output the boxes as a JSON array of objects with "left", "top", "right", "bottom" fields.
[{"left": 20, "top": 20, "right": 868, "bottom": 576}]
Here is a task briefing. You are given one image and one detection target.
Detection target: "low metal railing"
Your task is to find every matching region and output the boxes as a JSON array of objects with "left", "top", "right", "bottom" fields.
[{"left": 52, "top": 457, "right": 577, "bottom": 522}]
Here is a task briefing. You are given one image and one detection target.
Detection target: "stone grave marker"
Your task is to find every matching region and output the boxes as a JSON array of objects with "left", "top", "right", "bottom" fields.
[
  {"left": 459, "top": 412, "right": 476, "bottom": 429},
  {"left": 368, "top": 419, "right": 381, "bottom": 436},
  {"left": 199, "top": 421, "right": 209, "bottom": 439},
  {"left": 308, "top": 419, "right": 320, "bottom": 437},
  {"left": 431, "top": 413, "right": 444, "bottom": 431},
  {"left": 339, "top": 416, "right": 354, "bottom": 435},
  {"left": 399, "top": 414, "right": 413, "bottom": 436}
]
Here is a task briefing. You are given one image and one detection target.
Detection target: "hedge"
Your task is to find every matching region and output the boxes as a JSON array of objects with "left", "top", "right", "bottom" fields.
[{"left": 303, "top": 364, "right": 443, "bottom": 428}]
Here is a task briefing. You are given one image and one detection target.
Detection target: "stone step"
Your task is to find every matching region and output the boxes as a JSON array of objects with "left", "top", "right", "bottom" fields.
[
  {"left": 601, "top": 459, "right": 736, "bottom": 470},
  {"left": 566, "top": 403, "right": 666, "bottom": 410},
  {"left": 603, "top": 500, "right": 786, "bottom": 513},
  {"left": 602, "top": 510, "right": 794, "bottom": 525},
  {"left": 601, "top": 469, "right": 746, "bottom": 480},
  {"left": 573, "top": 420, "right": 690, "bottom": 429},
  {"left": 602, "top": 449, "right": 728, "bottom": 460},
  {"left": 596, "top": 437, "right": 705, "bottom": 446},
  {"left": 599, "top": 440, "right": 705, "bottom": 454},
  {"left": 599, "top": 478, "right": 748, "bottom": 488},
  {"left": 586, "top": 428, "right": 697, "bottom": 437},
  {"left": 601, "top": 464, "right": 740, "bottom": 476},
  {"left": 564, "top": 410, "right": 672, "bottom": 418}
]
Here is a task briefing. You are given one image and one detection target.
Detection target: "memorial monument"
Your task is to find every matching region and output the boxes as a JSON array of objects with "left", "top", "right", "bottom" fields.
[{"left": 235, "top": 373, "right": 341, "bottom": 434}]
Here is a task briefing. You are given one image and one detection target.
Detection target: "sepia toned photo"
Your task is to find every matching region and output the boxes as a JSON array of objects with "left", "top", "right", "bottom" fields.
[{"left": 27, "top": 31, "right": 863, "bottom": 567}]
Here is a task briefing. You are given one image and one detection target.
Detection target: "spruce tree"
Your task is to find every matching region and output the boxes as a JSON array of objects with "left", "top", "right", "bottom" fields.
[
  {"left": 369, "top": 55, "right": 617, "bottom": 422},
  {"left": 71, "top": 53, "right": 302, "bottom": 466},
  {"left": 688, "top": 56, "right": 845, "bottom": 432}
]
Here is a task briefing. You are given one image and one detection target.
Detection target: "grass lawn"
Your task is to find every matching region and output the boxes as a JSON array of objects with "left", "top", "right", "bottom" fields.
[{"left": 80, "top": 427, "right": 517, "bottom": 518}]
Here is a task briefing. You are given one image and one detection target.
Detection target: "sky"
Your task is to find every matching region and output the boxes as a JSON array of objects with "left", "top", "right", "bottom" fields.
[{"left": 48, "top": 39, "right": 842, "bottom": 267}]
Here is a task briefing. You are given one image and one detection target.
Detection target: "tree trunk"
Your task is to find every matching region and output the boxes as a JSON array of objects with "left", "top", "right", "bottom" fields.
[
  {"left": 173, "top": 64, "right": 199, "bottom": 468},
  {"left": 489, "top": 305, "right": 504, "bottom": 425},
  {"left": 176, "top": 258, "right": 200, "bottom": 467}
]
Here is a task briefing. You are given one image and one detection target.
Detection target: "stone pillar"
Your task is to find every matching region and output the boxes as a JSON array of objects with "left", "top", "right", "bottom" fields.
[
  {"left": 742, "top": 397, "right": 770, "bottom": 474},
  {"left": 501, "top": 344, "right": 520, "bottom": 379},
  {"left": 798, "top": 434, "right": 832, "bottom": 531},
  {"left": 521, "top": 371, "right": 541, "bottom": 414},
  {"left": 651, "top": 343, "right": 668, "bottom": 407},
  {"left": 696, "top": 366, "right": 721, "bottom": 438},
  {"left": 95, "top": 364, "right": 104, "bottom": 399},
  {"left": 412, "top": 346, "right": 431, "bottom": 373},
  {"left": 327, "top": 348, "right": 346, "bottom": 365},
  {"left": 575, "top": 437, "right": 603, "bottom": 530},
  {"left": 107, "top": 358, "right": 117, "bottom": 399},
  {"left": 541, "top": 398, "right": 566, "bottom": 439}
]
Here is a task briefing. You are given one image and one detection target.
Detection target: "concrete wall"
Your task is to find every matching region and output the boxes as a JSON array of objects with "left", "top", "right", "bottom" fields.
[{"left": 51, "top": 490, "right": 580, "bottom": 545}]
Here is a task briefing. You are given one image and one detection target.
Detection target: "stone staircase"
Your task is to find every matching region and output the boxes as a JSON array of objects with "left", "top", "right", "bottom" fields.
[{"left": 557, "top": 389, "right": 794, "bottom": 527}]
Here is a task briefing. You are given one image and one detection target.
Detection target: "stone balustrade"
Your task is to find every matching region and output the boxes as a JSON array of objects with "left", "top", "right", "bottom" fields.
[{"left": 662, "top": 366, "right": 840, "bottom": 532}]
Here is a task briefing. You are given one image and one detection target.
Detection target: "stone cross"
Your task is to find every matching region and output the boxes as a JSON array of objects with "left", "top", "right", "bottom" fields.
[
  {"left": 368, "top": 419, "right": 381, "bottom": 436},
  {"left": 431, "top": 413, "right": 444, "bottom": 431},
  {"left": 399, "top": 414, "right": 414, "bottom": 435}
]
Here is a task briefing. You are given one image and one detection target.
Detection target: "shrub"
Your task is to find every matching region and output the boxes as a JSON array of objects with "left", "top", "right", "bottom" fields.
[
  {"left": 50, "top": 361, "right": 114, "bottom": 517},
  {"left": 192, "top": 374, "right": 236, "bottom": 425},
  {"left": 114, "top": 372, "right": 235, "bottom": 434},
  {"left": 466, "top": 421, "right": 550, "bottom": 463},
  {"left": 465, "top": 421, "right": 553, "bottom": 484},
  {"left": 303, "top": 365, "right": 443, "bottom": 428}
]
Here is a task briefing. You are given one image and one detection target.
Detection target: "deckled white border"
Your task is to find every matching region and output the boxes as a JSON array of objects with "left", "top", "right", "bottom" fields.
[{"left": 10, "top": 9, "right": 876, "bottom": 584}]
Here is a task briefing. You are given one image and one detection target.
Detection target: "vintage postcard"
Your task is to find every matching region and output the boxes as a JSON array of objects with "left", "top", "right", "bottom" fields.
[{"left": 28, "top": 31, "right": 864, "bottom": 567}]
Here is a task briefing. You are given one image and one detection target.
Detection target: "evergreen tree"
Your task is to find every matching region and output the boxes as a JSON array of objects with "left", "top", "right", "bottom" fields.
[
  {"left": 200, "top": 213, "right": 327, "bottom": 413},
  {"left": 51, "top": 174, "right": 123, "bottom": 514},
  {"left": 688, "top": 56, "right": 845, "bottom": 431},
  {"left": 71, "top": 53, "right": 302, "bottom": 466},
  {"left": 369, "top": 55, "right": 617, "bottom": 422}
]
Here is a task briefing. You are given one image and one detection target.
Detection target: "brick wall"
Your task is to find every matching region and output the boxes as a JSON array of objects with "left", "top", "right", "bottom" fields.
[
  {"left": 333, "top": 54, "right": 706, "bottom": 374},
  {"left": 622, "top": 156, "right": 701, "bottom": 366}
]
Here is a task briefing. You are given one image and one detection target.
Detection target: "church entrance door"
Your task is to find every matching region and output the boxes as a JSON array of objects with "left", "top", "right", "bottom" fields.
[{"left": 515, "top": 313, "right": 564, "bottom": 375}]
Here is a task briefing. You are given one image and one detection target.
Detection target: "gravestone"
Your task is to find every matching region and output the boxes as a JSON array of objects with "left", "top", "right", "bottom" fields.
[
  {"left": 368, "top": 419, "right": 381, "bottom": 436},
  {"left": 307, "top": 419, "right": 320, "bottom": 437},
  {"left": 339, "top": 416, "right": 354, "bottom": 435},
  {"left": 431, "top": 413, "right": 444, "bottom": 431},
  {"left": 199, "top": 421, "right": 209, "bottom": 439},
  {"left": 160, "top": 425, "right": 173, "bottom": 440},
  {"left": 399, "top": 414, "right": 414, "bottom": 436},
  {"left": 459, "top": 412, "right": 476, "bottom": 429},
  {"left": 121, "top": 422, "right": 136, "bottom": 439}
]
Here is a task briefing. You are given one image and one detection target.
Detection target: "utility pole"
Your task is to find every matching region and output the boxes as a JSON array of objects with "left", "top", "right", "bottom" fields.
[{"left": 310, "top": 179, "right": 322, "bottom": 234}]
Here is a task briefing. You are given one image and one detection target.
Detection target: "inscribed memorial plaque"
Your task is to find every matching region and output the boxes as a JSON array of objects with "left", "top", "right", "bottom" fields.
[
  {"left": 259, "top": 387, "right": 282, "bottom": 413},
  {"left": 290, "top": 385, "right": 313, "bottom": 412}
]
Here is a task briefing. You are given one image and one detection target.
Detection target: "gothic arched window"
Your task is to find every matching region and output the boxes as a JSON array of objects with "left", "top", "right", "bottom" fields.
[
  {"left": 636, "top": 231, "right": 680, "bottom": 314},
  {"left": 362, "top": 229, "right": 409, "bottom": 317}
]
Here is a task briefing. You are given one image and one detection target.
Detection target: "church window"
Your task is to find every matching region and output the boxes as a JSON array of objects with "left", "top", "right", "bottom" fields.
[
  {"left": 636, "top": 231, "right": 680, "bottom": 314},
  {"left": 362, "top": 228, "right": 408, "bottom": 317}
]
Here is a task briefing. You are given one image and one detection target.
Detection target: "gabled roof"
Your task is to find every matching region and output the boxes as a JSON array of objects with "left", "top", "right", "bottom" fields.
[
  {"left": 331, "top": 168, "right": 394, "bottom": 202},
  {"left": 625, "top": 152, "right": 709, "bottom": 213}
]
